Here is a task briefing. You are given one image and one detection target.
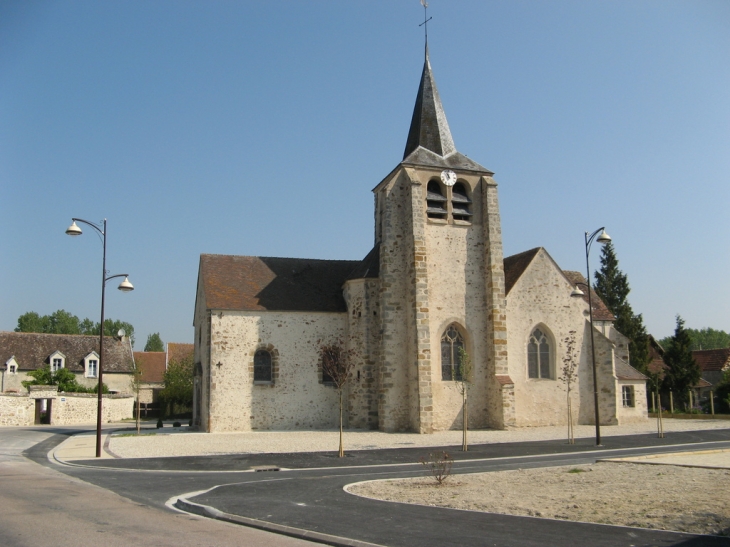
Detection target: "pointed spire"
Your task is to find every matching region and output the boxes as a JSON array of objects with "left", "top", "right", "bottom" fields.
[{"left": 403, "top": 50, "right": 456, "bottom": 160}]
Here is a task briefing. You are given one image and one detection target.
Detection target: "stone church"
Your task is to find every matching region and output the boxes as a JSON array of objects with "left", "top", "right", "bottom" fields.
[{"left": 192, "top": 52, "right": 648, "bottom": 433}]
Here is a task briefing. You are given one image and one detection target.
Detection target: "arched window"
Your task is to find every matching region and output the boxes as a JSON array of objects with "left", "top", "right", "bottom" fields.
[
  {"left": 441, "top": 324, "right": 465, "bottom": 381},
  {"left": 253, "top": 350, "right": 272, "bottom": 383},
  {"left": 528, "top": 328, "right": 552, "bottom": 379},
  {"left": 451, "top": 182, "right": 472, "bottom": 221},
  {"left": 426, "top": 181, "right": 447, "bottom": 220}
]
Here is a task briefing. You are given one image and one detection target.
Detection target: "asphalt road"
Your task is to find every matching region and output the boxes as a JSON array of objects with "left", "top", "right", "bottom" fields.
[
  {"left": 15, "top": 426, "right": 730, "bottom": 547},
  {"left": 0, "top": 427, "right": 318, "bottom": 547}
]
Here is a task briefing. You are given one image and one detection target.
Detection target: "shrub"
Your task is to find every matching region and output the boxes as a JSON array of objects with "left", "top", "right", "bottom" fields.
[
  {"left": 173, "top": 421, "right": 181, "bottom": 428},
  {"left": 156, "top": 418, "right": 163, "bottom": 428},
  {"left": 419, "top": 451, "right": 453, "bottom": 485}
]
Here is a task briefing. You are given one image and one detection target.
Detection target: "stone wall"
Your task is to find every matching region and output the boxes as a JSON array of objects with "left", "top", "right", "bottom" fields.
[
  {"left": 376, "top": 169, "right": 418, "bottom": 432},
  {"left": 204, "top": 310, "right": 346, "bottom": 432},
  {"left": 506, "top": 249, "right": 598, "bottom": 427},
  {"left": 617, "top": 379, "right": 649, "bottom": 424},
  {"left": 0, "top": 390, "right": 133, "bottom": 426},
  {"left": 343, "top": 278, "right": 381, "bottom": 430},
  {"left": 0, "top": 393, "right": 34, "bottom": 426}
]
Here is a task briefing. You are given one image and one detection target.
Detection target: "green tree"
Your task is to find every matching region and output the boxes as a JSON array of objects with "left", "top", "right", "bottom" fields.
[
  {"left": 159, "top": 354, "right": 194, "bottom": 416},
  {"left": 714, "top": 369, "right": 730, "bottom": 413},
  {"left": 663, "top": 315, "right": 701, "bottom": 409},
  {"left": 659, "top": 327, "right": 730, "bottom": 352},
  {"left": 22, "top": 365, "right": 107, "bottom": 393},
  {"left": 14, "top": 310, "right": 135, "bottom": 347},
  {"left": 593, "top": 242, "right": 650, "bottom": 373},
  {"left": 144, "top": 333, "right": 164, "bottom": 352}
]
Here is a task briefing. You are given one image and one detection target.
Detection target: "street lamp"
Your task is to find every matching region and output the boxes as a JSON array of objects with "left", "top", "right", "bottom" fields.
[
  {"left": 66, "top": 218, "right": 134, "bottom": 458},
  {"left": 570, "top": 227, "right": 611, "bottom": 446}
]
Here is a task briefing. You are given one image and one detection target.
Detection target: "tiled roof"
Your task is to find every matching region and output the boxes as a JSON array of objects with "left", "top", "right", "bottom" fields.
[
  {"left": 562, "top": 271, "right": 615, "bottom": 321},
  {"left": 133, "top": 351, "right": 166, "bottom": 383},
  {"left": 503, "top": 248, "right": 541, "bottom": 295},
  {"left": 647, "top": 336, "right": 669, "bottom": 378},
  {"left": 615, "top": 358, "right": 648, "bottom": 381},
  {"left": 168, "top": 342, "right": 194, "bottom": 365},
  {"left": 0, "top": 331, "right": 134, "bottom": 373},
  {"left": 347, "top": 245, "right": 380, "bottom": 280},
  {"left": 199, "top": 254, "right": 360, "bottom": 313},
  {"left": 693, "top": 348, "right": 730, "bottom": 372}
]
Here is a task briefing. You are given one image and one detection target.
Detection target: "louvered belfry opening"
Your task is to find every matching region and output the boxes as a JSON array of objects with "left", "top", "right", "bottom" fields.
[
  {"left": 451, "top": 182, "right": 472, "bottom": 221},
  {"left": 426, "top": 180, "right": 447, "bottom": 219}
]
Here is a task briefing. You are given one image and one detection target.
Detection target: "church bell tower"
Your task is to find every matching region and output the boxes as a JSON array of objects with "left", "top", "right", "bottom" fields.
[{"left": 372, "top": 50, "right": 514, "bottom": 433}]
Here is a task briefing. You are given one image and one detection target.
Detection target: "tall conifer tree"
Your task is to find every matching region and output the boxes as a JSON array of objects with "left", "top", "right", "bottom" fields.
[
  {"left": 593, "top": 242, "right": 650, "bottom": 372},
  {"left": 663, "top": 315, "right": 701, "bottom": 408}
]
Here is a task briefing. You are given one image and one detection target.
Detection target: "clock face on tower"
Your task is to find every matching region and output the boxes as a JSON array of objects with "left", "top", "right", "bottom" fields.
[{"left": 440, "top": 169, "right": 457, "bottom": 186}]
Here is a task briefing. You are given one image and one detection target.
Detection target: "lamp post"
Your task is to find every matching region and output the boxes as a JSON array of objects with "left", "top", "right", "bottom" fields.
[
  {"left": 66, "top": 218, "right": 134, "bottom": 458},
  {"left": 570, "top": 227, "right": 611, "bottom": 446}
]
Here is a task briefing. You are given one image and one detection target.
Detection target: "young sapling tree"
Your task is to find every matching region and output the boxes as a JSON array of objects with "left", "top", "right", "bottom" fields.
[
  {"left": 455, "top": 347, "right": 473, "bottom": 451},
  {"left": 320, "top": 340, "right": 356, "bottom": 457},
  {"left": 559, "top": 331, "right": 578, "bottom": 444}
]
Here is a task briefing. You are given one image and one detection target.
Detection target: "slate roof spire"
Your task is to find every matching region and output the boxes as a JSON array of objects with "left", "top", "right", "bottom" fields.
[{"left": 403, "top": 48, "right": 456, "bottom": 160}]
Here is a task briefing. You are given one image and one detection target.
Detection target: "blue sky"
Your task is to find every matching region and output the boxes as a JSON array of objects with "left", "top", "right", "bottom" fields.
[{"left": 1, "top": 1, "right": 728, "bottom": 348}]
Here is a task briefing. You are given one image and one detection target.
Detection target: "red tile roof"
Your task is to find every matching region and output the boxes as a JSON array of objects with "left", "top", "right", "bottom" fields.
[
  {"left": 693, "top": 348, "right": 730, "bottom": 372},
  {"left": 562, "top": 271, "right": 615, "bottom": 321},
  {"left": 133, "top": 351, "right": 166, "bottom": 383},
  {"left": 167, "top": 342, "right": 193, "bottom": 365},
  {"left": 1, "top": 331, "right": 134, "bottom": 373},
  {"left": 198, "top": 254, "right": 360, "bottom": 313},
  {"left": 503, "top": 248, "right": 541, "bottom": 295}
]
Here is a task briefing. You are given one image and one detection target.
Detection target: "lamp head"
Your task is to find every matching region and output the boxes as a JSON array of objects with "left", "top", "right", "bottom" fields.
[
  {"left": 597, "top": 229, "right": 611, "bottom": 244},
  {"left": 65, "top": 221, "right": 82, "bottom": 236},
  {"left": 571, "top": 286, "right": 585, "bottom": 297},
  {"left": 118, "top": 277, "right": 134, "bottom": 292}
]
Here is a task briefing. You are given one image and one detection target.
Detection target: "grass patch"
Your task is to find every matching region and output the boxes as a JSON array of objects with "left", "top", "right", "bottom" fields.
[{"left": 568, "top": 468, "right": 586, "bottom": 473}]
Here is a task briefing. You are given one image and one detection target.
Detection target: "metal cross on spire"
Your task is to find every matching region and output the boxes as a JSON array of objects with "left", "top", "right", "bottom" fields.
[{"left": 419, "top": 0, "right": 432, "bottom": 55}]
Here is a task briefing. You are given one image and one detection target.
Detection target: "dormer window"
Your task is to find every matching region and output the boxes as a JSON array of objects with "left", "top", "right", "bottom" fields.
[
  {"left": 451, "top": 182, "right": 472, "bottom": 221},
  {"left": 6, "top": 357, "right": 18, "bottom": 375},
  {"left": 426, "top": 181, "right": 447, "bottom": 220},
  {"left": 84, "top": 352, "right": 100, "bottom": 378},
  {"left": 50, "top": 351, "right": 66, "bottom": 372}
]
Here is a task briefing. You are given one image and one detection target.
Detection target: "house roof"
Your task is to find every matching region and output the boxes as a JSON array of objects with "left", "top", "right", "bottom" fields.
[
  {"left": 167, "top": 342, "right": 194, "bottom": 365},
  {"left": 347, "top": 245, "right": 380, "bottom": 280},
  {"left": 693, "top": 348, "right": 730, "bottom": 372},
  {"left": 133, "top": 351, "right": 166, "bottom": 383},
  {"left": 503, "top": 248, "right": 541, "bottom": 295},
  {"left": 561, "top": 271, "right": 615, "bottom": 321},
  {"left": 199, "top": 254, "right": 360, "bottom": 313},
  {"left": 0, "top": 331, "right": 134, "bottom": 373},
  {"left": 615, "top": 358, "right": 648, "bottom": 381}
]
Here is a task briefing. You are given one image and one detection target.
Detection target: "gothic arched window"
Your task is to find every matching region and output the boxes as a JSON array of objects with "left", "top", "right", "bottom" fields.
[
  {"left": 441, "top": 324, "right": 465, "bottom": 381},
  {"left": 253, "top": 350, "right": 272, "bottom": 383},
  {"left": 527, "top": 328, "right": 552, "bottom": 379}
]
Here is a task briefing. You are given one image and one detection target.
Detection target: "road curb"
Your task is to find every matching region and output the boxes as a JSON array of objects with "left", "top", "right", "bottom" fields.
[{"left": 174, "top": 497, "right": 387, "bottom": 547}]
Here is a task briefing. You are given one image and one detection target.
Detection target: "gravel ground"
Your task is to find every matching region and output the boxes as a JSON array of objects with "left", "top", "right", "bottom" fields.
[
  {"left": 347, "top": 462, "right": 730, "bottom": 536},
  {"left": 109, "top": 419, "right": 730, "bottom": 458}
]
